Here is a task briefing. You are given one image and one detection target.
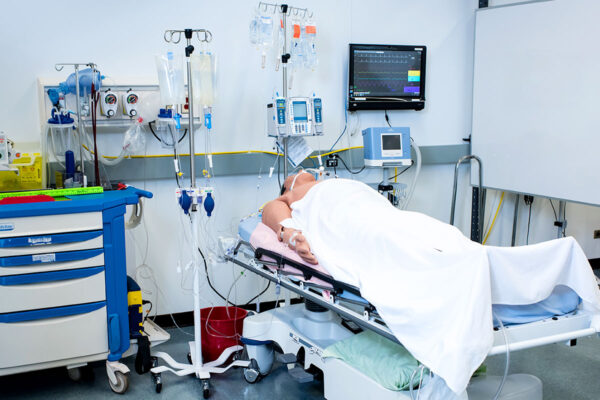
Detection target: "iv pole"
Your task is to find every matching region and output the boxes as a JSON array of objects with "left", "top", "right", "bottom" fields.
[
  {"left": 150, "top": 28, "right": 249, "bottom": 399},
  {"left": 260, "top": 2, "right": 310, "bottom": 178}
]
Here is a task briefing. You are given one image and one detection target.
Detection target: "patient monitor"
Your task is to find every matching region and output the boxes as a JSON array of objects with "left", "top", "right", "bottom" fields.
[
  {"left": 362, "top": 127, "right": 411, "bottom": 167},
  {"left": 267, "top": 96, "right": 323, "bottom": 136}
]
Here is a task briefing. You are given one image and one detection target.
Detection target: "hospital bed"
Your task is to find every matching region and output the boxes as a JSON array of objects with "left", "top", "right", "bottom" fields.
[{"left": 225, "top": 216, "right": 600, "bottom": 399}]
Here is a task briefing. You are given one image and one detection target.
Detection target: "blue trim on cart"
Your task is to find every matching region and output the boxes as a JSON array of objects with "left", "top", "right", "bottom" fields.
[
  {"left": 0, "top": 266, "right": 104, "bottom": 286},
  {"left": 0, "top": 301, "right": 106, "bottom": 323},
  {"left": 0, "top": 187, "right": 152, "bottom": 219},
  {"left": 0, "top": 230, "right": 103, "bottom": 248},
  {"left": 0, "top": 248, "right": 104, "bottom": 267}
]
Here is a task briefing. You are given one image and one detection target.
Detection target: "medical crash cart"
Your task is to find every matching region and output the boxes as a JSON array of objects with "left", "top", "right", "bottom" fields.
[{"left": 0, "top": 186, "right": 165, "bottom": 394}]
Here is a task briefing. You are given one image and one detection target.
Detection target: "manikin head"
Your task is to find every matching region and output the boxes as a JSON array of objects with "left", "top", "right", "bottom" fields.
[{"left": 280, "top": 171, "right": 316, "bottom": 195}]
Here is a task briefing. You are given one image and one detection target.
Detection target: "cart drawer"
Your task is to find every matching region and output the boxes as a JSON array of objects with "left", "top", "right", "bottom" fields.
[
  {"left": 0, "top": 302, "right": 108, "bottom": 369},
  {"left": 0, "top": 248, "right": 103, "bottom": 268},
  {"left": 0, "top": 212, "right": 102, "bottom": 239},
  {"left": 0, "top": 267, "right": 106, "bottom": 313},
  {"left": 0, "top": 252, "right": 104, "bottom": 277},
  {"left": 0, "top": 231, "right": 103, "bottom": 257}
]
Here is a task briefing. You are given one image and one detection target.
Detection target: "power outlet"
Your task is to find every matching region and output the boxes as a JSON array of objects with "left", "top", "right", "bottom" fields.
[{"left": 594, "top": 230, "right": 600, "bottom": 239}]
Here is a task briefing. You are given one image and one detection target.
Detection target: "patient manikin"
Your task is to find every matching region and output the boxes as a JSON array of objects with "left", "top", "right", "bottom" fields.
[{"left": 261, "top": 172, "right": 600, "bottom": 399}]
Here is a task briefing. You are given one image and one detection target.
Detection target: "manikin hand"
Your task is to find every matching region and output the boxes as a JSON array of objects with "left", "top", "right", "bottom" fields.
[
  {"left": 283, "top": 228, "right": 318, "bottom": 265},
  {"left": 293, "top": 233, "right": 319, "bottom": 265}
]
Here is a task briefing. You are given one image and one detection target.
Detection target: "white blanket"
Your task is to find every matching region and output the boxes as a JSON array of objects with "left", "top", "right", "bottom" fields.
[{"left": 289, "top": 178, "right": 600, "bottom": 395}]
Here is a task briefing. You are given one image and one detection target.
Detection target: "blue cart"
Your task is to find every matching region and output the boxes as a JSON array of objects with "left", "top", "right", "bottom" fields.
[{"left": 0, "top": 187, "right": 155, "bottom": 393}]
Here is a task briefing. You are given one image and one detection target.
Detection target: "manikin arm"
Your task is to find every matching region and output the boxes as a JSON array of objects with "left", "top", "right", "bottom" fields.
[
  {"left": 262, "top": 197, "right": 291, "bottom": 235},
  {"left": 262, "top": 198, "right": 318, "bottom": 264}
]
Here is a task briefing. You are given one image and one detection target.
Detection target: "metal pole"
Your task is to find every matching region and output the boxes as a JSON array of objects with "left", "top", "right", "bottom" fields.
[
  {"left": 74, "top": 65, "right": 85, "bottom": 182},
  {"left": 186, "top": 35, "right": 196, "bottom": 189},
  {"left": 450, "top": 160, "right": 461, "bottom": 226},
  {"left": 557, "top": 200, "right": 566, "bottom": 238},
  {"left": 281, "top": 5, "right": 289, "bottom": 178},
  {"left": 449, "top": 155, "right": 483, "bottom": 243},
  {"left": 511, "top": 194, "right": 519, "bottom": 246}
]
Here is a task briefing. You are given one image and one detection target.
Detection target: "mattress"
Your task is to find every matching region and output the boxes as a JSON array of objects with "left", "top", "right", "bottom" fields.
[{"left": 239, "top": 215, "right": 580, "bottom": 325}]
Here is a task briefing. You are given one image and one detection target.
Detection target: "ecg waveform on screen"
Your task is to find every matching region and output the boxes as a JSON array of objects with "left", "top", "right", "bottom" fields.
[{"left": 352, "top": 50, "right": 421, "bottom": 97}]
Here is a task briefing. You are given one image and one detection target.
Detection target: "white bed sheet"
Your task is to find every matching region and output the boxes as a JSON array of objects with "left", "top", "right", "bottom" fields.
[{"left": 287, "top": 178, "right": 600, "bottom": 397}]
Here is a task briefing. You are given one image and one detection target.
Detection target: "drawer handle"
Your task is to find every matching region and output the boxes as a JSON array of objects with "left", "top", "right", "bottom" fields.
[
  {"left": 0, "top": 301, "right": 105, "bottom": 323},
  {"left": 0, "top": 230, "right": 102, "bottom": 249},
  {"left": 0, "top": 266, "right": 104, "bottom": 286},
  {"left": 0, "top": 248, "right": 104, "bottom": 268}
]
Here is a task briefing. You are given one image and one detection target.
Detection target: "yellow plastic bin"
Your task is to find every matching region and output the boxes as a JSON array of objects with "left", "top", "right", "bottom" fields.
[{"left": 0, "top": 153, "right": 43, "bottom": 191}]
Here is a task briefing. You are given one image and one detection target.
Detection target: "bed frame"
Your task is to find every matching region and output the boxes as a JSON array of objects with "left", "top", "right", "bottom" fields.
[{"left": 227, "top": 240, "right": 600, "bottom": 356}]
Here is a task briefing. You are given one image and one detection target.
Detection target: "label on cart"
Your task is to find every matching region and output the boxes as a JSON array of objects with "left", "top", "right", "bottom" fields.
[
  {"left": 32, "top": 253, "right": 56, "bottom": 263},
  {"left": 28, "top": 236, "right": 52, "bottom": 245},
  {"left": 0, "top": 223, "right": 14, "bottom": 231}
]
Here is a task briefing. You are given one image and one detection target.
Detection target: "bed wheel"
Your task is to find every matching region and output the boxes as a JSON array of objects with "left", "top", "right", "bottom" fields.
[
  {"left": 109, "top": 371, "right": 129, "bottom": 394},
  {"left": 243, "top": 359, "right": 261, "bottom": 384}
]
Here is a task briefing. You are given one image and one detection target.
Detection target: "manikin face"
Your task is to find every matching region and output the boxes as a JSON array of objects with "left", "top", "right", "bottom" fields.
[{"left": 281, "top": 172, "right": 316, "bottom": 194}]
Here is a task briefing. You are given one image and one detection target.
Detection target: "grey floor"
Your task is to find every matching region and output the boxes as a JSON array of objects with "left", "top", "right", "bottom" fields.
[{"left": 2, "top": 325, "right": 600, "bottom": 399}]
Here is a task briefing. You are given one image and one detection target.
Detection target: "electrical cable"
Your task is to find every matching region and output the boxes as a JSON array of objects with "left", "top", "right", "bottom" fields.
[
  {"left": 245, "top": 281, "right": 271, "bottom": 305},
  {"left": 148, "top": 120, "right": 188, "bottom": 146},
  {"left": 199, "top": 246, "right": 272, "bottom": 307},
  {"left": 328, "top": 106, "right": 348, "bottom": 152},
  {"left": 482, "top": 192, "right": 505, "bottom": 245},
  {"left": 309, "top": 146, "right": 363, "bottom": 159},
  {"left": 549, "top": 199, "right": 558, "bottom": 221},
  {"left": 198, "top": 246, "right": 231, "bottom": 305},
  {"left": 388, "top": 164, "right": 412, "bottom": 181},
  {"left": 337, "top": 154, "right": 365, "bottom": 175},
  {"left": 384, "top": 110, "right": 392, "bottom": 127}
]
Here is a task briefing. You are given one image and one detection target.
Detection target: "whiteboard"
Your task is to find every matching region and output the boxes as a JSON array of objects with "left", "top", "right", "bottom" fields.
[{"left": 471, "top": 0, "right": 600, "bottom": 206}]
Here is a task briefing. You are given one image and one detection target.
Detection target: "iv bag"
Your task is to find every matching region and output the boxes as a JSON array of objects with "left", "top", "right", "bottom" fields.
[
  {"left": 191, "top": 53, "right": 217, "bottom": 107},
  {"left": 304, "top": 22, "right": 318, "bottom": 71},
  {"left": 155, "top": 52, "right": 185, "bottom": 106}
]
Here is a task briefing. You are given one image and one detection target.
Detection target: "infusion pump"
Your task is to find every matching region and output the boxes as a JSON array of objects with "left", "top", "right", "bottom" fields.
[{"left": 267, "top": 97, "right": 323, "bottom": 137}]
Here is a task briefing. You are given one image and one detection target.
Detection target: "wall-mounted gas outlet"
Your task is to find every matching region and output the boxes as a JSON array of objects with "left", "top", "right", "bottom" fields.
[{"left": 594, "top": 230, "right": 600, "bottom": 239}]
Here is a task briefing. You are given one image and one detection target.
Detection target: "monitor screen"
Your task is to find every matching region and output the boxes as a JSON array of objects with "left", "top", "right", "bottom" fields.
[
  {"left": 348, "top": 44, "right": 426, "bottom": 111},
  {"left": 292, "top": 101, "right": 308, "bottom": 121},
  {"left": 382, "top": 134, "right": 402, "bottom": 151}
]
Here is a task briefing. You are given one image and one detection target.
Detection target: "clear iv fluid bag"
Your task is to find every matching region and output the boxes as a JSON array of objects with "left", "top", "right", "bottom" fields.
[
  {"left": 191, "top": 53, "right": 216, "bottom": 107},
  {"left": 155, "top": 52, "right": 186, "bottom": 106},
  {"left": 59, "top": 68, "right": 103, "bottom": 96},
  {"left": 304, "top": 25, "right": 318, "bottom": 70}
]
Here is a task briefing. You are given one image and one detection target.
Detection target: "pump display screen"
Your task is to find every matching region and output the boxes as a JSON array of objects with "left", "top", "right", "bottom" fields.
[
  {"left": 292, "top": 101, "right": 308, "bottom": 121},
  {"left": 382, "top": 134, "right": 402, "bottom": 151}
]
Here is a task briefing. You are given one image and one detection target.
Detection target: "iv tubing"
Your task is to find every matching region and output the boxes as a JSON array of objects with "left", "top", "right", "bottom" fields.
[{"left": 402, "top": 138, "right": 421, "bottom": 210}]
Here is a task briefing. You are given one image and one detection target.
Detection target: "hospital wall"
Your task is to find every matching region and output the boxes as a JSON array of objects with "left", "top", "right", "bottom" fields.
[{"left": 0, "top": 0, "right": 597, "bottom": 315}]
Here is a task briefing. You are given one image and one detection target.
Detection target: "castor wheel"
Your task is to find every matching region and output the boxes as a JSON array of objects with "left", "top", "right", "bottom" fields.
[
  {"left": 152, "top": 373, "right": 162, "bottom": 393},
  {"left": 201, "top": 379, "right": 210, "bottom": 399},
  {"left": 243, "top": 359, "right": 261, "bottom": 384},
  {"left": 109, "top": 371, "right": 130, "bottom": 394},
  {"left": 232, "top": 351, "right": 242, "bottom": 369},
  {"left": 151, "top": 357, "right": 162, "bottom": 393},
  {"left": 67, "top": 367, "right": 82, "bottom": 382}
]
